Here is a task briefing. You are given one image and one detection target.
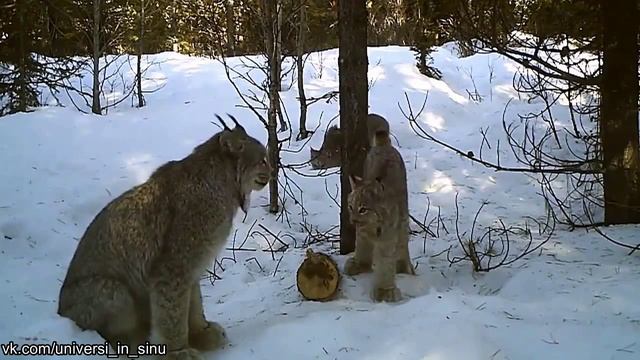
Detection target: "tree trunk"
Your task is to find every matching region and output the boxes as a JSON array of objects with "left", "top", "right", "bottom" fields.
[
  {"left": 262, "top": 0, "right": 280, "bottom": 214},
  {"left": 274, "top": 1, "right": 287, "bottom": 131},
  {"left": 275, "top": 0, "right": 282, "bottom": 92},
  {"left": 16, "top": 1, "right": 27, "bottom": 112},
  {"left": 418, "top": 46, "right": 427, "bottom": 73},
  {"left": 267, "top": 97, "right": 280, "bottom": 214},
  {"left": 600, "top": 0, "right": 640, "bottom": 224},
  {"left": 91, "top": 0, "right": 102, "bottom": 115},
  {"left": 43, "top": 3, "right": 53, "bottom": 54},
  {"left": 136, "top": 0, "right": 145, "bottom": 108},
  {"left": 296, "top": 0, "right": 309, "bottom": 140},
  {"left": 261, "top": 0, "right": 273, "bottom": 59},
  {"left": 338, "top": 0, "right": 369, "bottom": 255},
  {"left": 225, "top": 0, "right": 235, "bottom": 56},
  {"left": 171, "top": 0, "right": 178, "bottom": 48}
]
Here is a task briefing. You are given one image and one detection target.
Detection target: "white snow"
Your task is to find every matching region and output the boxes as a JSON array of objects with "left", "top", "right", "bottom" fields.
[{"left": 1, "top": 43, "right": 639, "bottom": 360}]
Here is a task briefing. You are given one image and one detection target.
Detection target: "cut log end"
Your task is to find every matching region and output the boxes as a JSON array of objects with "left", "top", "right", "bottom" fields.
[{"left": 296, "top": 248, "right": 340, "bottom": 302}]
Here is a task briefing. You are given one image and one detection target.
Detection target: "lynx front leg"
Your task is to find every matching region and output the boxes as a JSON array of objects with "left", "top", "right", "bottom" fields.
[
  {"left": 149, "top": 272, "right": 202, "bottom": 360},
  {"left": 371, "top": 236, "right": 402, "bottom": 303},
  {"left": 344, "top": 226, "right": 374, "bottom": 275},
  {"left": 188, "top": 282, "right": 227, "bottom": 351},
  {"left": 396, "top": 248, "right": 416, "bottom": 275},
  {"left": 396, "top": 221, "right": 416, "bottom": 275}
]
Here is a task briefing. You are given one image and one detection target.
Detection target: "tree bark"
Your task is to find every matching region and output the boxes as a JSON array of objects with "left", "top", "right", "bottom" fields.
[
  {"left": 16, "top": 0, "right": 27, "bottom": 112},
  {"left": 136, "top": 0, "right": 145, "bottom": 108},
  {"left": 274, "top": 1, "right": 288, "bottom": 131},
  {"left": 338, "top": 0, "right": 369, "bottom": 255},
  {"left": 262, "top": 0, "right": 281, "bottom": 213},
  {"left": 600, "top": 0, "right": 640, "bottom": 224},
  {"left": 91, "top": 0, "right": 102, "bottom": 115},
  {"left": 225, "top": 0, "right": 236, "bottom": 56},
  {"left": 275, "top": 0, "right": 283, "bottom": 92},
  {"left": 296, "top": 0, "right": 309, "bottom": 140}
]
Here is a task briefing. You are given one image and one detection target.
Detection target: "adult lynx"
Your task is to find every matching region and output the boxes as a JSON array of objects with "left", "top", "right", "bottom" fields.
[{"left": 58, "top": 115, "right": 270, "bottom": 360}]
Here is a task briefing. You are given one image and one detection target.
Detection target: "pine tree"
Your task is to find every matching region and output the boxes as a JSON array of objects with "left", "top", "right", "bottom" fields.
[{"left": 0, "top": 0, "right": 81, "bottom": 117}]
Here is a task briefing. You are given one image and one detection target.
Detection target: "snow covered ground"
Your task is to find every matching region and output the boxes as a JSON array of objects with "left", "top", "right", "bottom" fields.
[{"left": 1, "top": 43, "right": 639, "bottom": 360}]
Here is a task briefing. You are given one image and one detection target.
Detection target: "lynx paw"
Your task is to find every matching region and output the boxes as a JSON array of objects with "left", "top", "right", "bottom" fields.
[
  {"left": 164, "top": 348, "right": 204, "bottom": 360},
  {"left": 344, "top": 257, "right": 372, "bottom": 276},
  {"left": 190, "top": 321, "right": 227, "bottom": 351},
  {"left": 372, "top": 287, "right": 402, "bottom": 303},
  {"left": 396, "top": 260, "right": 416, "bottom": 275}
]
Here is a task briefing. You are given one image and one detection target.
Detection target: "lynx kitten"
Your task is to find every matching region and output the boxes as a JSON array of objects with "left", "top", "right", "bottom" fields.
[{"left": 345, "top": 123, "right": 415, "bottom": 302}]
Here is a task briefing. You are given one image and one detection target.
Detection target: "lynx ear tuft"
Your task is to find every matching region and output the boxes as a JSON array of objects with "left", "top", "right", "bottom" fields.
[
  {"left": 214, "top": 114, "right": 231, "bottom": 131},
  {"left": 349, "top": 175, "right": 363, "bottom": 189},
  {"left": 226, "top": 113, "right": 246, "bottom": 134}
]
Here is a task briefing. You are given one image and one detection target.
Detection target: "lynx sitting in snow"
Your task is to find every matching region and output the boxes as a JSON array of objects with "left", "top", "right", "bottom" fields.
[
  {"left": 345, "top": 125, "right": 415, "bottom": 303},
  {"left": 57, "top": 114, "right": 270, "bottom": 360}
]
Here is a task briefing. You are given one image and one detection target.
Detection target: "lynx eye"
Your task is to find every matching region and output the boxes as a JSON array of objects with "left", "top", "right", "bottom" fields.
[{"left": 358, "top": 207, "right": 368, "bottom": 214}]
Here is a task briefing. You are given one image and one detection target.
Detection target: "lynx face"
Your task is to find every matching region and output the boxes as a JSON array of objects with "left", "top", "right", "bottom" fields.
[
  {"left": 309, "top": 147, "right": 341, "bottom": 170},
  {"left": 237, "top": 137, "right": 271, "bottom": 192},
  {"left": 217, "top": 123, "right": 271, "bottom": 192},
  {"left": 347, "top": 176, "right": 385, "bottom": 226},
  {"left": 309, "top": 126, "right": 342, "bottom": 170}
]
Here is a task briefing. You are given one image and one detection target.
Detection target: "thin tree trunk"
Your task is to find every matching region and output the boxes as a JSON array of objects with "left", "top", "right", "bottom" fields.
[
  {"left": 91, "top": 0, "right": 102, "bottom": 115},
  {"left": 16, "top": 1, "right": 27, "bottom": 112},
  {"left": 171, "top": 0, "right": 178, "bottom": 49},
  {"left": 267, "top": 93, "right": 280, "bottom": 214},
  {"left": 274, "top": 1, "right": 287, "bottom": 131},
  {"left": 136, "top": 55, "right": 144, "bottom": 107},
  {"left": 225, "top": 0, "right": 235, "bottom": 56},
  {"left": 262, "top": 0, "right": 280, "bottom": 213},
  {"left": 600, "top": 0, "right": 640, "bottom": 224},
  {"left": 296, "top": 0, "right": 309, "bottom": 140},
  {"left": 136, "top": 0, "right": 145, "bottom": 108},
  {"left": 261, "top": 1, "right": 273, "bottom": 58},
  {"left": 275, "top": 0, "right": 282, "bottom": 92},
  {"left": 43, "top": 3, "right": 52, "bottom": 53},
  {"left": 419, "top": 47, "right": 427, "bottom": 73},
  {"left": 339, "top": 0, "right": 369, "bottom": 255}
]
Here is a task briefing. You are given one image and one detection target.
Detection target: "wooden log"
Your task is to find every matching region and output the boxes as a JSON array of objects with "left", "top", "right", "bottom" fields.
[{"left": 296, "top": 248, "right": 340, "bottom": 301}]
